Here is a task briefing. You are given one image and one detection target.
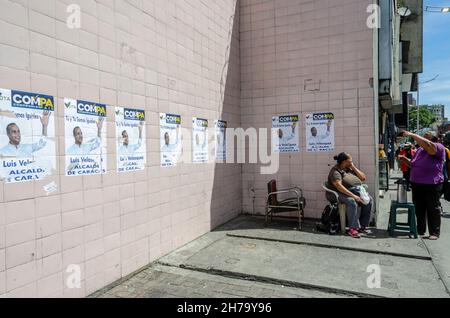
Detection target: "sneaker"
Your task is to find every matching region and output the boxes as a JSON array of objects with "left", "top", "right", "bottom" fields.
[
  {"left": 358, "top": 227, "right": 372, "bottom": 234},
  {"left": 347, "top": 228, "right": 361, "bottom": 238}
]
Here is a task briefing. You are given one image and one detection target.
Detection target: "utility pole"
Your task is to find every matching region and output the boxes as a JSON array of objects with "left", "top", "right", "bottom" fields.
[{"left": 417, "top": 74, "right": 419, "bottom": 132}]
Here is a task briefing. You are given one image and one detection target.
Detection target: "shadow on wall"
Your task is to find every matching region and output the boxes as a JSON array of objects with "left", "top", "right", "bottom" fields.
[{"left": 210, "top": 2, "right": 242, "bottom": 231}]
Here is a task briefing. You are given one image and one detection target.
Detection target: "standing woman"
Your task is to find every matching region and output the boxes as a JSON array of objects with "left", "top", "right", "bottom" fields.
[{"left": 399, "top": 131, "right": 444, "bottom": 240}]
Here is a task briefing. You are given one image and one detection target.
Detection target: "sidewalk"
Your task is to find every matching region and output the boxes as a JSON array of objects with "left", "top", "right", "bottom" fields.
[
  {"left": 424, "top": 200, "right": 450, "bottom": 294},
  {"left": 380, "top": 170, "right": 450, "bottom": 294},
  {"left": 91, "top": 215, "right": 449, "bottom": 298},
  {"left": 91, "top": 170, "right": 449, "bottom": 298}
]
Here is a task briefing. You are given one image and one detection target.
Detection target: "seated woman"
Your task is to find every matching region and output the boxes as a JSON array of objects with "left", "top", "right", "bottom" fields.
[{"left": 328, "top": 152, "right": 373, "bottom": 238}]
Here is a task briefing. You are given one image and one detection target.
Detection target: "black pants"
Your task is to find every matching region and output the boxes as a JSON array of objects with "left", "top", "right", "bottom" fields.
[
  {"left": 411, "top": 183, "right": 442, "bottom": 236},
  {"left": 403, "top": 170, "right": 411, "bottom": 190}
]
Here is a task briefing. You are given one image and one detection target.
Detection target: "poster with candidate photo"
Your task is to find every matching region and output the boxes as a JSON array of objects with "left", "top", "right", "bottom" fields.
[
  {"left": 160, "top": 113, "right": 182, "bottom": 167},
  {"left": 0, "top": 88, "right": 56, "bottom": 183},
  {"left": 115, "top": 107, "right": 146, "bottom": 173},
  {"left": 192, "top": 117, "right": 208, "bottom": 163},
  {"left": 305, "top": 112, "right": 335, "bottom": 152},
  {"left": 272, "top": 115, "right": 299, "bottom": 153},
  {"left": 215, "top": 120, "right": 227, "bottom": 162},
  {"left": 64, "top": 98, "right": 107, "bottom": 176}
]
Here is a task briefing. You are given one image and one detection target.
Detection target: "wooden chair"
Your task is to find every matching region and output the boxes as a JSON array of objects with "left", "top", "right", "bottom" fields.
[{"left": 265, "top": 179, "right": 306, "bottom": 230}]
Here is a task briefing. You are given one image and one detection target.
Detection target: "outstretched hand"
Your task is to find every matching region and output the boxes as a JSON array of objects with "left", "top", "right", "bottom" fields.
[
  {"left": 41, "top": 111, "right": 50, "bottom": 136},
  {"left": 97, "top": 117, "right": 105, "bottom": 130},
  {"left": 40, "top": 111, "right": 50, "bottom": 126},
  {"left": 402, "top": 131, "right": 413, "bottom": 137}
]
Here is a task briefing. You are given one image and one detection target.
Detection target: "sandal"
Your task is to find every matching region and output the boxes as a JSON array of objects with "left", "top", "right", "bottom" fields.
[{"left": 428, "top": 235, "right": 439, "bottom": 240}]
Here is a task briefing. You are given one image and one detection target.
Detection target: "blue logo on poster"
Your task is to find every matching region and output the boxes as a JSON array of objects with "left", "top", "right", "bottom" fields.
[
  {"left": 313, "top": 113, "right": 334, "bottom": 120},
  {"left": 165, "top": 114, "right": 181, "bottom": 124},
  {"left": 124, "top": 108, "right": 145, "bottom": 121},
  {"left": 195, "top": 118, "right": 208, "bottom": 127},
  {"left": 216, "top": 120, "right": 227, "bottom": 128},
  {"left": 77, "top": 100, "right": 107, "bottom": 117},
  {"left": 279, "top": 115, "right": 299, "bottom": 122},
  {"left": 11, "top": 90, "right": 54, "bottom": 111}
]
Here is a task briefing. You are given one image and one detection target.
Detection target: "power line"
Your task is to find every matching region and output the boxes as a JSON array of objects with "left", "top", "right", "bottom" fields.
[
  {"left": 419, "top": 74, "right": 439, "bottom": 85},
  {"left": 425, "top": 5, "right": 450, "bottom": 13}
]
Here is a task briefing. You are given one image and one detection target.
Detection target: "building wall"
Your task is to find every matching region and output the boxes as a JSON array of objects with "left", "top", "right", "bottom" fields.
[
  {"left": 0, "top": 0, "right": 241, "bottom": 297},
  {"left": 240, "top": 0, "right": 376, "bottom": 218},
  {"left": 425, "top": 105, "right": 445, "bottom": 122},
  {"left": 401, "top": 0, "right": 423, "bottom": 74}
]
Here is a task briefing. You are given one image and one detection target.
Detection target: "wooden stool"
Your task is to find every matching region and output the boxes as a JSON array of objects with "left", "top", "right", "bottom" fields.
[{"left": 388, "top": 200, "right": 418, "bottom": 238}]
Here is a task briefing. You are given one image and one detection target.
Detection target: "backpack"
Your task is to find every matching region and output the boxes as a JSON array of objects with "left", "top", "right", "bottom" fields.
[{"left": 316, "top": 203, "right": 340, "bottom": 235}]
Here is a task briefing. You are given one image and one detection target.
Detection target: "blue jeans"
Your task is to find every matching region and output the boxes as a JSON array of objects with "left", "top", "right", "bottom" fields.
[{"left": 338, "top": 193, "right": 373, "bottom": 229}]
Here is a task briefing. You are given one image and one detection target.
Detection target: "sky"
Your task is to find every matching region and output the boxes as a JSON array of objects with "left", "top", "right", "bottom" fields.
[{"left": 419, "top": 0, "right": 450, "bottom": 118}]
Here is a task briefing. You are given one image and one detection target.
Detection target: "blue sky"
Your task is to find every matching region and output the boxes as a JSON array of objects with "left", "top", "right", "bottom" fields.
[{"left": 419, "top": 0, "right": 450, "bottom": 118}]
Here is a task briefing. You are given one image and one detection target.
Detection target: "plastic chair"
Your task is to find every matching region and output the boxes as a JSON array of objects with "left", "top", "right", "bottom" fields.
[
  {"left": 322, "top": 182, "right": 369, "bottom": 234},
  {"left": 265, "top": 179, "right": 306, "bottom": 230}
]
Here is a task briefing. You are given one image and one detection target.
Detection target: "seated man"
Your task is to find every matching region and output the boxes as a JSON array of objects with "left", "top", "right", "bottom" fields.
[{"left": 328, "top": 152, "right": 373, "bottom": 238}]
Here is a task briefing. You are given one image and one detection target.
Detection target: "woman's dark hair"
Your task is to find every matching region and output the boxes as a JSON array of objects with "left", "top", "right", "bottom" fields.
[{"left": 333, "top": 152, "right": 350, "bottom": 164}]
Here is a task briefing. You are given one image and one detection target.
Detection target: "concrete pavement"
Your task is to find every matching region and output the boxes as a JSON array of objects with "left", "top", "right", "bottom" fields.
[
  {"left": 423, "top": 202, "right": 450, "bottom": 295},
  {"left": 380, "top": 170, "right": 450, "bottom": 294},
  {"left": 92, "top": 214, "right": 449, "bottom": 298},
  {"left": 91, "top": 170, "right": 450, "bottom": 298},
  {"left": 90, "top": 263, "right": 348, "bottom": 298}
]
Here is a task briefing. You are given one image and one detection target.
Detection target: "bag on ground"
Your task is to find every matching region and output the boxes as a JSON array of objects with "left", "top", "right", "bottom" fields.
[{"left": 316, "top": 203, "right": 340, "bottom": 235}]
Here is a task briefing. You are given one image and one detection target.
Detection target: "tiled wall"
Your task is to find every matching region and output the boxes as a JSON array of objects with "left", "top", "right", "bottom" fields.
[
  {"left": 240, "top": 0, "right": 376, "bottom": 218},
  {"left": 0, "top": 0, "right": 379, "bottom": 298},
  {"left": 0, "top": 0, "right": 241, "bottom": 297}
]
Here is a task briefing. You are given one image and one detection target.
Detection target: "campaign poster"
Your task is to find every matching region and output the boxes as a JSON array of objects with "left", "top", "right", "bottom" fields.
[
  {"left": 0, "top": 88, "right": 56, "bottom": 183},
  {"left": 115, "top": 107, "right": 146, "bottom": 173},
  {"left": 192, "top": 117, "right": 208, "bottom": 163},
  {"left": 305, "top": 112, "right": 335, "bottom": 152},
  {"left": 160, "top": 113, "right": 182, "bottom": 167},
  {"left": 64, "top": 98, "right": 107, "bottom": 176},
  {"left": 272, "top": 115, "right": 300, "bottom": 153},
  {"left": 215, "top": 120, "right": 227, "bottom": 162}
]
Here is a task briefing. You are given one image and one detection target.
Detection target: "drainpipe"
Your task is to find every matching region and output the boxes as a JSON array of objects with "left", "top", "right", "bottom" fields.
[{"left": 373, "top": 0, "right": 381, "bottom": 226}]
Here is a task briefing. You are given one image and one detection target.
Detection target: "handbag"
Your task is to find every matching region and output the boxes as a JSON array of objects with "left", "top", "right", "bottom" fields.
[{"left": 348, "top": 185, "right": 370, "bottom": 205}]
